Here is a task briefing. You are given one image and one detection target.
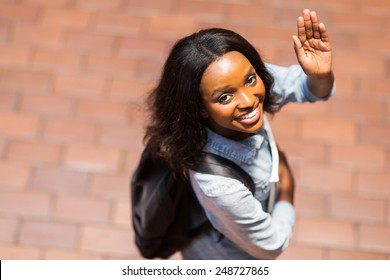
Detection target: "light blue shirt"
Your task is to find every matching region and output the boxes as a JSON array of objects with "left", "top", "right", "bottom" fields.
[{"left": 182, "top": 64, "right": 335, "bottom": 260}]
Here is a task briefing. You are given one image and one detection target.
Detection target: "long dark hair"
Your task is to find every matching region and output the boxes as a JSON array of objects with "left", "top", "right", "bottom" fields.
[{"left": 144, "top": 28, "right": 278, "bottom": 174}]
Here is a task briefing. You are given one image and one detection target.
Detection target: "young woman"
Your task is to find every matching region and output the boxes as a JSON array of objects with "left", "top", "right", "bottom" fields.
[{"left": 143, "top": 9, "right": 334, "bottom": 259}]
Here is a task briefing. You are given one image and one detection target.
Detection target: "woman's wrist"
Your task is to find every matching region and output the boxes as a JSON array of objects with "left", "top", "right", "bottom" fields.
[{"left": 307, "top": 70, "right": 335, "bottom": 98}]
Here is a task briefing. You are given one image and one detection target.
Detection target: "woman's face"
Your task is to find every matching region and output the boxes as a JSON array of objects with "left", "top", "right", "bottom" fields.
[{"left": 200, "top": 51, "right": 266, "bottom": 140}]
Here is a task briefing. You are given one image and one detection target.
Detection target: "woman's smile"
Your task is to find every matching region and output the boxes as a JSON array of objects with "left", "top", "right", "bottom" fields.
[{"left": 235, "top": 105, "right": 261, "bottom": 125}]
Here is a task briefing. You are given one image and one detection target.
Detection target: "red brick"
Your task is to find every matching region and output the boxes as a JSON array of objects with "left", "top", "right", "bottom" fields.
[
  {"left": 294, "top": 191, "right": 327, "bottom": 217},
  {"left": 388, "top": 204, "right": 390, "bottom": 225},
  {"left": 24, "top": 0, "right": 70, "bottom": 7},
  {"left": 299, "top": 163, "right": 354, "bottom": 194},
  {"left": 123, "top": 0, "right": 175, "bottom": 14},
  {"left": 90, "top": 174, "right": 129, "bottom": 199},
  {"left": 176, "top": 0, "right": 224, "bottom": 21},
  {"left": 0, "top": 112, "right": 39, "bottom": 138},
  {"left": 327, "top": 31, "right": 358, "bottom": 53},
  {"left": 330, "top": 11, "right": 383, "bottom": 32},
  {"left": 0, "top": 217, "right": 18, "bottom": 243},
  {"left": 270, "top": 46, "right": 299, "bottom": 67},
  {"left": 55, "top": 73, "right": 106, "bottom": 97},
  {"left": 361, "top": 0, "right": 390, "bottom": 11},
  {"left": 108, "top": 77, "right": 153, "bottom": 101},
  {"left": 146, "top": 14, "right": 198, "bottom": 39},
  {"left": 254, "top": 45, "right": 283, "bottom": 63},
  {"left": 330, "top": 144, "right": 386, "bottom": 170},
  {"left": 281, "top": 101, "right": 329, "bottom": 117},
  {"left": 32, "top": 49, "right": 82, "bottom": 70},
  {"left": 117, "top": 36, "right": 170, "bottom": 59},
  {"left": 357, "top": 171, "right": 390, "bottom": 198},
  {"left": 124, "top": 147, "right": 146, "bottom": 177},
  {"left": 335, "top": 75, "right": 360, "bottom": 97},
  {"left": 268, "top": 114, "right": 299, "bottom": 139},
  {"left": 0, "top": 162, "right": 31, "bottom": 190},
  {"left": 0, "top": 44, "right": 30, "bottom": 66},
  {"left": 113, "top": 200, "right": 131, "bottom": 227},
  {"left": 274, "top": 138, "right": 327, "bottom": 164},
  {"left": 137, "top": 57, "right": 165, "bottom": 79},
  {"left": 0, "top": 244, "right": 40, "bottom": 259},
  {"left": 94, "top": 12, "right": 144, "bottom": 35},
  {"left": 329, "top": 248, "right": 388, "bottom": 260},
  {"left": 99, "top": 124, "right": 143, "bottom": 148},
  {"left": 329, "top": 97, "right": 385, "bottom": 122},
  {"left": 333, "top": 51, "right": 386, "bottom": 77},
  {"left": 31, "top": 167, "right": 89, "bottom": 194},
  {"left": 360, "top": 123, "right": 390, "bottom": 148},
  {"left": 11, "top": 25, "right": 62, "bottom": 47},
  {"left": 0, "top": 139, "right": 5, "bottom": 157},
  {"left": 0, "top": 0, "right": 388, "bottom": 262},
  {"left": 0, "top": 24, "right": 8, "bottom": 42},
  {"left": 295, "top": 217, "right": 355, "bottom": 248},
  {"left": 330, "top": 196, "right": 386, "bottom": 223},
  {"left": 55, "top": 195, "right": 110, "bottom": 223},
  {"left": 74, "top": 0, "right": 122, "bottom": 11},
  {"left": 278, "top": 243, "right": 326, "bottom": 260},
  {"left": 359, "top": 224, "right": 390, "bottom": 253},
  {"left": 0, "top": 2, "right": 39, "bottom": 23},
  {"left": 359, "top": 34, "right": 390, "bottom": 54},
  {"left": 43, "top": 118, "right": 97, "bottom": 143},
  {"left": 85, "top": 55, "right": 137, "bottom": 77},
  {"left": 224, "top": 3, "right": 276, "bottom": 24},
  {"left": 273, "top": 0, "right": 358, "bottom": 10},
  {"left": 63, "top": 31, "right": 116, "bottom": 54},
  {"left": 40, "top": 8, "right": 91, "bottom": 28},
  {"left": 388, "top": 102, "right": 390, "bottom": 122},
  {"left": 301, "top": 117, "right": 357, "bottom": 143},
  {"left": 0, "top": 69, "right": 52, "bottom": 92},
  {"left": 76, "top": 99, "right": 128, "bottom": 123},
  {"left": 0, "top": 191, "right": 51, "bottom": 217},
  {"left": 7, "top": 140, "right": 62, "bottom": 166},
  {"left": 80, "top": 225, "right": 135, "bottom": 255},
  {"left": 64, "top": 144, "right": 122, "bottom": 173},
  {"left": 19, "top": 221, "right": 78, "bottom": 249},
  {"left": 360, "top": 78, "right": 390, "bottom": 100},
  {"left": 252, "top": 26, "right": 293, "bottom": 47},
  {"left": 43, "top": 249, "right": 102, "bottom": 260},
  {"left": 21, "top": 94, "right": 73, "bottom": 116}
]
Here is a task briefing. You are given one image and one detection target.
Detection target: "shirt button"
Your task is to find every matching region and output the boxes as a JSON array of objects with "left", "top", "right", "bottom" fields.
[{"left": 247, "top": 159, "right": 253, "bottom": 164}]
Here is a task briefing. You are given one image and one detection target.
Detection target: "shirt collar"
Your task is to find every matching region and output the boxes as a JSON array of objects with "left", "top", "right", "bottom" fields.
[{"left": 204, "top": 127, "right": 266, "bottom": 164}]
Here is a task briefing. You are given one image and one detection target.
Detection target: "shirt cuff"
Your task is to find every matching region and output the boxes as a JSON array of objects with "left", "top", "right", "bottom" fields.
[{"left": 272, "top": 201, "right": 296, "bottom": 228}]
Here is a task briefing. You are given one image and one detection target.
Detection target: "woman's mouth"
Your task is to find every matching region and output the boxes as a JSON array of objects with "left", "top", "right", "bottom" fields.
[{"left": 235, "top": 106, "right": 261, "bottom": 125}]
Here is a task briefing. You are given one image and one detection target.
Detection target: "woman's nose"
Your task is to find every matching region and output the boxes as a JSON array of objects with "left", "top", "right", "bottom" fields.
[{"left": 236, "top": 90, "right": 254, "bottom": 109}]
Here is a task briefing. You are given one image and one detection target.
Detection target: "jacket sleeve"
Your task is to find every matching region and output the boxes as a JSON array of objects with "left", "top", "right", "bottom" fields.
[
  {"left": 189, "top": 170, "right": 295, "bottom": 259},
  {"left": 266, "top": 63, "right": 335, "bottom": 107}
]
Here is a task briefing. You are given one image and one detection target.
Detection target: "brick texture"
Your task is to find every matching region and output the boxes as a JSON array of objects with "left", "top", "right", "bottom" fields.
[{"left": 0, "top": 0, "right": 389, "bottom": 260}]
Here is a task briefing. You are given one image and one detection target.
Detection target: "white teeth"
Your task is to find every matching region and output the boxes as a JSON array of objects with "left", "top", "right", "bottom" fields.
[{"left": 238, "top": 108, "right": 257, "bottom": 120}]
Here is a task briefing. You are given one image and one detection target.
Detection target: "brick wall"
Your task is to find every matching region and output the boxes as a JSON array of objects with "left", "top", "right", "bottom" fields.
[{"left": 0, "top": 0, "right": 389, "bottom": 259}]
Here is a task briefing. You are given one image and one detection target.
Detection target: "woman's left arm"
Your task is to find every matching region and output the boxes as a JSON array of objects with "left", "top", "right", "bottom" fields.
[{"left": 293, "top": 9, "right": 334, "bottom": 98}]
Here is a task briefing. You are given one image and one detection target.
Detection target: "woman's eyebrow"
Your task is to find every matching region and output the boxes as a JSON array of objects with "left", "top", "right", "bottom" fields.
[
  {"left": 244, "top": 67, "right": 255, "bottom": 79},
  {"left": 211, "top": 85, "right": 233, "bottom": 97},
  {"left": 211, "top": 67, "right": 255, "bottom": 97}
]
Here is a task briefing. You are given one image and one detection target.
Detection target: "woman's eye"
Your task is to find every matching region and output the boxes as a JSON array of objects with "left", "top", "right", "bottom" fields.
[
  {"left": 246, "top": 75, "right": 256, "bottom": 86},
  {"left": 218, "top": 94, "right": 232, "bottom": 104}
]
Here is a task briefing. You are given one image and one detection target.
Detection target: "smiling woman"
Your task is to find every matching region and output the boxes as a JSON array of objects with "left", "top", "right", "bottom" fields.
[{"left": 137, "top": 9, "right": 335, "bottom": 260}]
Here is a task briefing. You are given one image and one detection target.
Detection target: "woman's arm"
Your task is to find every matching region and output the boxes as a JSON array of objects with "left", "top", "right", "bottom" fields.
[{"left": 276, "top": 150, "right": 295, "bottom": 204}]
